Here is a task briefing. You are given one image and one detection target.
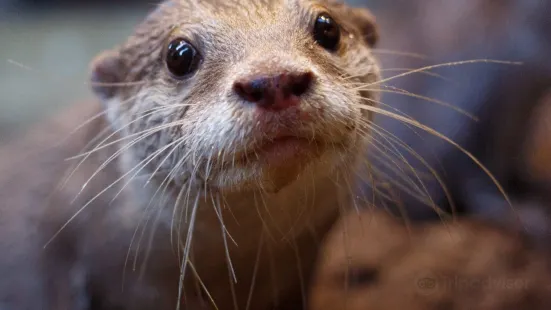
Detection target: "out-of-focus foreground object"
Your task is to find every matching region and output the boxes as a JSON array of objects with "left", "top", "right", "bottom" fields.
[{"left": 310, "top": 208, "right": 551, "bottom": 310}]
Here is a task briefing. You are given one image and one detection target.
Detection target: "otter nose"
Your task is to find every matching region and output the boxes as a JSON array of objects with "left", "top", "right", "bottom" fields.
[{"left": 233, "top": 71, "right": 314, "bottom": 110}]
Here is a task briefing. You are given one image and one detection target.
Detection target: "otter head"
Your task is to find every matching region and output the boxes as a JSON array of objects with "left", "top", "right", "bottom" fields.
[{"left": 90, "top": 0, "right": 380, "bottom": 194}]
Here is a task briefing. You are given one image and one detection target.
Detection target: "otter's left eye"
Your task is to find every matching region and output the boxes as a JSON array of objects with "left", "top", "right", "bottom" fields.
[{"left": 313, "top": 14, "right": 341, "bottom": 52}]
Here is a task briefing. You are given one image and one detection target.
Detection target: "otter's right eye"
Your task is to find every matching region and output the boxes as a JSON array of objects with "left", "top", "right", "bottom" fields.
[
  {"left": 313, "top": 14, "right": 341, "bottom": 52},
  {"left": 165, "top": 38, "right": 201, "bottom": 78}
]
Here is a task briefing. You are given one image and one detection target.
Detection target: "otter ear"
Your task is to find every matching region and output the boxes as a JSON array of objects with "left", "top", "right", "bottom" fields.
[
  {"left": 348, "top": 7, "right": 379, "bottom": 47},
  {"left": 90, "top": 49, "right": 125, "bottom": 101},
  {"left": 324, "top": 1, "right": 379, "bottom": 47}
]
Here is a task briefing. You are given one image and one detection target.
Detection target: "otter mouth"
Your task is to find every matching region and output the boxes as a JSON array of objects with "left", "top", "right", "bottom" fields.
[
  {"left": 233, "top": 135, "right": 326, "bottom": 168},
  {"left": 255, "top": 136, "right": 323, "bottom": 165}
]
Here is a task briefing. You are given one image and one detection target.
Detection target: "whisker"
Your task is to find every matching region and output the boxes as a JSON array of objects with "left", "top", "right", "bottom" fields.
[
  {"left": 378, "top": 67, "right": 452, "bottom": 81},
  {"left": 355, "top": 103, "right": 518, "bottom": 223},
  {"left": 53, "top": 95, "right": 144, "bottom": 193},
  {"left": 211, "top": 192, "right": 238, "bottom": 281},
  {"left": 357, "top": 95, "right": 451, "bottom": 183},
  {"left": 211, "top": 192, "right": 239, "bottom": 310},
  {"left": 112, "top": 135, "right": 189, "bottom": 204},
  {"left": 6, "top": 59, "right": 34, "bottom": 71},
  {"left": 138, "top": 181, "right": 174, "bottom": 281},
  {"left": 178, "top": 167, "right": 199, "bottom": 259},
  {"left": 365, "top": 117, "right": 460, "bottom": 218},
  {"left": 245, "top": 229, "right": 265, "bottom": 310},
  {"left": 363, "top": 160, "right": 433, "bottom": 209},
  {"left": 66, "top": 105, "right": 189, "bottom": 161},
  {"left": 61, "top": 93, "right": 140, "bottom": 146},
  {"left": 60, "top": 104, "right": 188, "bottom": 200},
  {"left": 44, "top": 124, "right": 187, "bottom": 249},
  {"left": 361, "top": 118, "right": 452, "bottom": 216},
  {"left": 176, "top": 192, "right": 200, "bottom": 310},
  {"left": 70, "top": 118, "right": 187, "bottom": 204},
  {"left": 252, "top": 192, "right": 276, "bottom": 243},
  {"left": 365, "top": 138, "right": 435, "bottom": 206},
  {"left": 187, "top": 259, "right": 220, "bottom": 310},
  {"left": 370, "top": 59, "right": 522, "bottom": 86},
  {"left": 370, "top": 48, "right": 428, "bottom": 60},
  {"left": 290, "top": 236, "right": 307, "bottom": 310},
  {"left": 350, "top": 86, "right": 478, "bottom": 121},
  {"left": 133, "top": 142, "right": 195, "bottom": 271},
  {"left": 122, "top": 200, "right": 155, "bottom": 292}
]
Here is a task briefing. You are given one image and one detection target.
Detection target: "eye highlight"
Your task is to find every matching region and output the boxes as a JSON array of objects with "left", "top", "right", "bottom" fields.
[
  {"left": 165, "top": 37, "right": 201, "bottom": 78},
  {"left": 313, "top": 13, "right": 341, "bottom": 52}
]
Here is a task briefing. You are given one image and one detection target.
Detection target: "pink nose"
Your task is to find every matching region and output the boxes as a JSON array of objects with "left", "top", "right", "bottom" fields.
[{"left": 233, "top": 71, "right": 314, "bottom": 110}]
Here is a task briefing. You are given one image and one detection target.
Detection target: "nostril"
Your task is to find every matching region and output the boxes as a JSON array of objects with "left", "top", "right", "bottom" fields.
[
  {"left": 234, "top": 71, "right": 314, "bottom": 107},
  {"left": 289, "top": 71, "right": 314, "bottom": 97},
  {"left": 233, "top": 81, "right": 265, "bottom": 102}
]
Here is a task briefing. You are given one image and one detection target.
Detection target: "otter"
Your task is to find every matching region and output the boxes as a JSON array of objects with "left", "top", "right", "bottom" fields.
[
  {"left": 309, "top": 209, "right": 551, "bottom": 310},
  {"left": 0, "top": 0, "right": 380, "bottom": 309}
]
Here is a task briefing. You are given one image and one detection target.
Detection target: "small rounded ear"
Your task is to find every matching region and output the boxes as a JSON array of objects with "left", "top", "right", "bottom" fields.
[
  {"left": 324, "top": 1, "right": 379, "bottom": 47},
  {"left": 89, "top": 49, "right": 125, "bottom": 100},
  {"left": 348, "top": 7, "right": 379, "bottom": 47}
]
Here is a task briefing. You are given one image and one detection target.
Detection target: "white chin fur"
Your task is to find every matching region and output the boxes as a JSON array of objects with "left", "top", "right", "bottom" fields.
[{"left": 209, "top": 143, "right": 359, "bottom": 194}]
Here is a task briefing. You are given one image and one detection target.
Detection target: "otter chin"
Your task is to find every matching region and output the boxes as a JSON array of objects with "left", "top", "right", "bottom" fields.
[
  {"left": 257, "top": 137, "right": 326, "bottom": 192},
  {"left": 211, "top": 143, "right": 325, "bottom": 193},
  {"left": 212, "top": 133, "right": 352, "bottom": 193}
]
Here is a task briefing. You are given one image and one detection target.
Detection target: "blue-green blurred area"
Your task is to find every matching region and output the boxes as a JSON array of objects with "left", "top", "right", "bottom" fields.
[{"left": 1, "top": 1, "right": 153, "bottom": 142}]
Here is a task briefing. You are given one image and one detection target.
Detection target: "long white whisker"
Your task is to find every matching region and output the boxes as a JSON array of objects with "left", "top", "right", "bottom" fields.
[
  {"left": 176, "top": 191, "right": 201, "bottom": 310},
  {"left": 355, "top": 103, "right": 516, "bottom": 218},
  {"left": 245, "top": 229, "right": 265, "bottom": 310},
  {"left": 371, "top": 59, "right": 521, "bottom": 86}
]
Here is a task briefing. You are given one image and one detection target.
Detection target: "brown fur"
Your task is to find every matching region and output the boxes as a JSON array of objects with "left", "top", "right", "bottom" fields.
[
  {"left": 309, "top": 209, "right": 551, "bottom": 310},
  {"left": 0, "top": 0, "right": 380, "bottom": 309}
]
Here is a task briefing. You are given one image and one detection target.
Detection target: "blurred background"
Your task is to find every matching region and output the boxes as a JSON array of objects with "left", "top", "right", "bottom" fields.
[
  {"left": 0, "top": 0, "right": 153, "bottom": 143},
  {"left": 1, "top": 0, "right": 551, "bottom": 237}
]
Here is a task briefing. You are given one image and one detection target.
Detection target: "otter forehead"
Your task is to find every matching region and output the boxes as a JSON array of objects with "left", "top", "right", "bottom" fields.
[
  {"left": 162, "top": 0, "right": 313, "bottom": 24},
  {"left": 115, "top": 0, "right": 371, "bottom": 84},
  {"left": 123, "top": 0, "right": 317, "bottom": 51}
]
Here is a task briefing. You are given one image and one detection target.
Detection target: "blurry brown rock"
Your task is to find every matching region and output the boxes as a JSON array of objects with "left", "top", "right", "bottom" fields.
[{"left": 309, "top": 209, "right": 551, "bottom": 310}]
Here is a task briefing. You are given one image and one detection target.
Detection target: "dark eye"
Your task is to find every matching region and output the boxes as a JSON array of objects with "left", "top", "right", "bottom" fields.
[
  {"left": 313, "top": 14, "right": 341, "bottom": 51},
  {"left": 165, "top": 38, "right": 201, "bottom": 78}
]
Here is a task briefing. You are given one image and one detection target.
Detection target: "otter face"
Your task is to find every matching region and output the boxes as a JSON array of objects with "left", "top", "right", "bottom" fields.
[{"left": 90, "top": 0, "right": 380, "bottom": 193}]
